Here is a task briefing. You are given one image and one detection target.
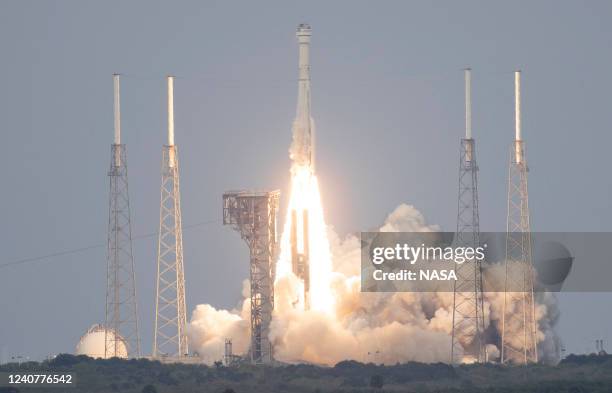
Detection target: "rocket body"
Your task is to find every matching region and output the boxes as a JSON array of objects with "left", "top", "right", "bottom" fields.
[
  {"left": 288, "top": 24, "right": 315, "bottom": 310},
  {"left": 290, "top": 23, "right": 315, "bottom": 171},
  {"left": 281, "top": 24, "right": 335, "bottom": 313}
]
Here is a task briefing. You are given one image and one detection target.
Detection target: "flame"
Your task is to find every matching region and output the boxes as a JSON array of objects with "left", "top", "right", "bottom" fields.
[{"left": 276, "top": 164, "right": 335, "bottom": 314}]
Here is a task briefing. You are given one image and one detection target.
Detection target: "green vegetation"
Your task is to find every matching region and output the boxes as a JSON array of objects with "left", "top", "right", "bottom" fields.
[{"left": 0, "top": 354, "right": 611, "bottom": 393}]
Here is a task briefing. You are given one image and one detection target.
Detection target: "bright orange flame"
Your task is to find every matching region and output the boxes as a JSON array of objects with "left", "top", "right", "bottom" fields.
[{"left": 276, "top": 165, "right": 334, "bottom": 314}]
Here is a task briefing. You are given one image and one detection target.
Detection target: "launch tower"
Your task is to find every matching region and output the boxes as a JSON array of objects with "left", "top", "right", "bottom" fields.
[
  {"left": 451, "top": 69, "right": 486, "bottom": 364},
  {"left": 501, "top": 71, "right": 538, "bottom": 364},
  {"left": 153, "top": 76, "right": 189, "bottom": 359},
  {"left": 223, "top": 190, "right": 280, "bottom": 364},
  {"left": 105, "top": 74, "right": 141, "bottom": 358}
]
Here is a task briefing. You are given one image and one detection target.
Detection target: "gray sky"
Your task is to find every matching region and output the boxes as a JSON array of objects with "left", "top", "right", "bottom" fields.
[{"left": 1, "top": 0, "right": 611, "bottom": 361}]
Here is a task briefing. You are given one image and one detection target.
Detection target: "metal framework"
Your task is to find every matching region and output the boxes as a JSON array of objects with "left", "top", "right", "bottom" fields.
[
  {"left": 153, "top": 144, "right": 188, "bottom": 359},
  {"left": 105, "top": 144, "right": 141, "bottom": 358},
  {"left": 501, "top": 71, "right": 538, "bottom": 364},
  {"left": 105, "top": 74, "right": 140, "bottom": 359},
  {"left": 501, "top": 141, "right": 538, "bottom": 364},
  {"left": 223, "top": 190, "right": 280, "bottom": 364},
  {"left": 451, "top": 69, "right": 485, "bottom": 364},
  {"left": 451, "top": 137, "right": 486, "bottom": 364}
]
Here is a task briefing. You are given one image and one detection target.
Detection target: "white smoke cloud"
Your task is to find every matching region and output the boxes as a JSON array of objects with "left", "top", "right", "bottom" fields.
[
  {"left": 482, "top": 262, "right": 561, "bottom": 363},
  {"left": 188, "top": 203, "right": 561, "bottom": 365},
  {"left": 187, "top": 280, "right": 251, "bottom": 363}
]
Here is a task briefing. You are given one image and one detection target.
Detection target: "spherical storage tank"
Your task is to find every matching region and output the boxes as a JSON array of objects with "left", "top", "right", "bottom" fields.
[{"left": 75, "top": 324, "right": 128, "bottom": 359}]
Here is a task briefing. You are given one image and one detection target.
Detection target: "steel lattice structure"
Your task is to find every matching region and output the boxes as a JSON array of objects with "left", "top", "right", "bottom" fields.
[
  {"left": 501, "top": 140, "right": 538, "bottom": 364},
  {"left": 223, "top": 190, "right": 280, "bottom": 364},
  {"left": 153, "top": 144, "right": 188, "bottom": 359},
  {"left": 153, "top": 77, "right": 188, "bottom": 359},
  {"left": 105, "top": 75, "right": 141, "bottom": 359},
  {"left": 451, "top": 137, "right": 486, "bottom": 364},
  {"left": 451, "top": 69, "right": 485, "bottom": 364},
  {"left": 105, "top": 144, "right": 141, "bottom": 358},
  {"left": 501, "top": 71, "right": 538, "bottom": 364}
]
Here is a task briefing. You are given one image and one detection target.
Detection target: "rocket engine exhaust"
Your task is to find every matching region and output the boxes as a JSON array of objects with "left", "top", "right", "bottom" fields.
[
  {"left": 186, "top": 27, "right": 561, "bottom": 367},
  {"left": 276, "top": 23, "right": 335, "bottom": 313},
  {"left": 291, "top": 209, "right": 310, "bottom": 308}
]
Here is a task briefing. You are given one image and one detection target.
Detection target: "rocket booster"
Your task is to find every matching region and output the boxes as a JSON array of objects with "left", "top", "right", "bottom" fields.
[{"left": 290, "top": 23, "right": 315, "bottom": 171}]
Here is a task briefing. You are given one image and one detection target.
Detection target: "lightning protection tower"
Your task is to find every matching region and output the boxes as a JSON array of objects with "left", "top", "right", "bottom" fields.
[
  {"left": 105, "top": 74, "right": 141, "bottom": 358},
  {"left": 153, "top": 76, "right": 188, "bottom": 359},
  {"left": 451, "top": 68, "right": 486, "bottom": 364},
  {"left": 223, "top": 190, "right": 280, "bottom": 364},
  {"left": 501, "top": 71, "right": 538, "bottom": 364}
]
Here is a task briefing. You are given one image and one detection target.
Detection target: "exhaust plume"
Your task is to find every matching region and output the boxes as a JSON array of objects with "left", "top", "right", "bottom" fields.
[{"left": 188, "top": 203, "right": 562, "bottom": 365}]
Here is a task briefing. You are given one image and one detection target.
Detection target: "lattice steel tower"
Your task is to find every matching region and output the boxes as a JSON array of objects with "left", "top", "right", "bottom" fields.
[
  {"left": 451, "top": 69, "right": 486, "bottom": 364},
  {"left": 105, "top": 74, "right": 141, "bottom": 358},
  {"left": 153, "top": 76, "right": 188, "bottom": 359},
  {"left": 501, "top": 71, "right": 538, "bottom": 364},
  {"left": 223, "top": 190, "right": 280, "bottom": 364}
]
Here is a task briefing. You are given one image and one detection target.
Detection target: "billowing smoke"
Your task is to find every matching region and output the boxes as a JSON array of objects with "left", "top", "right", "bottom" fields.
[
  {"left": 188, "top": 204, "right": 561, "bottom": 365},
  {"left": 188, "top": 280, "right": 251, "bottom": 363}
]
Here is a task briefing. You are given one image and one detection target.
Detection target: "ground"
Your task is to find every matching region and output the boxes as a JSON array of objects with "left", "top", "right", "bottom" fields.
[{"left": 1, "top": 354, "right": 611, "bottom": 393}]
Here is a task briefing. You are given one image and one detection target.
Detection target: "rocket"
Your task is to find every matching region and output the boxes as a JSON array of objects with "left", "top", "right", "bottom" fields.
[
  {"left": 289, "top": 24, "right": 314, "bottom": 309},
  {"left": 290, "top": 23, "right": 315, "bottom": 171}
]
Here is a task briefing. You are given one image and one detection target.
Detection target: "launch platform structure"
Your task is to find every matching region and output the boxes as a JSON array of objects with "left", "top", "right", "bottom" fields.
[
  {"left": 153, "top": 76, "right": 189, "bottom": 359},
  {"left": 501, "top": 71, "right": 538, "bottom": 364},
  {"left": 105, "top": 74, "right": 141, "bottom": 358},
  {"left": 223, "top": 190, "right": 280, "bottom": 364},
  {"left": 223, "top": 338, "right": 243, "bottom": 366},
  {"left": 224, "top": 339, "right": 233, "bottom": 366},
  {"left": 451, "top": 69, "right": 486, "bottom": 364}
]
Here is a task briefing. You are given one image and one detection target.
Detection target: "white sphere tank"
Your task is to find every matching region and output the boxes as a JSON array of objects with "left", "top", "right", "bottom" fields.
[{"left": 75, "top": 324, "right": 128, "bottom": 359}]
